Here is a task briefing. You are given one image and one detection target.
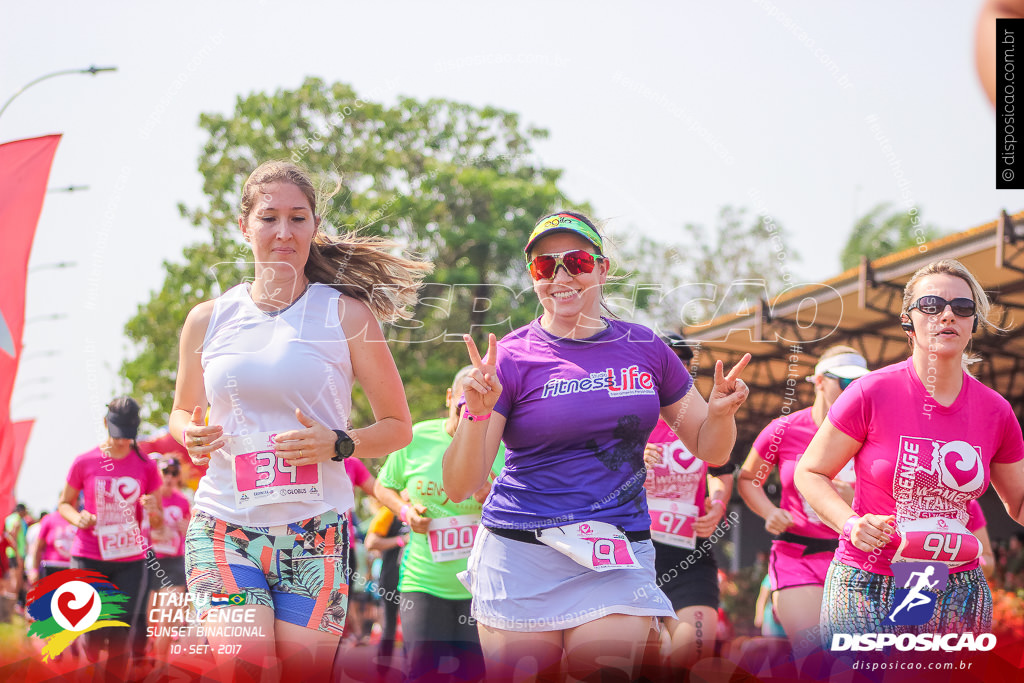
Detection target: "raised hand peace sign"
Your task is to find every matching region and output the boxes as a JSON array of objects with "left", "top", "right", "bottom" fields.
[
  {"left": 707, "top": 353, "right": 751, "bottom": 417},
  {"left": 461, "top": 333, "right": 502, "bottom": 416}
]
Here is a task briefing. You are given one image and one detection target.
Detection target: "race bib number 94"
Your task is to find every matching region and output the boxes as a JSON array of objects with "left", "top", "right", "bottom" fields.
[
  {"left": 891, "top": 517, "right": 981, "bottom": 568},
  {"left": 228, "top": 432, "right": 323, "bottom": 509}
]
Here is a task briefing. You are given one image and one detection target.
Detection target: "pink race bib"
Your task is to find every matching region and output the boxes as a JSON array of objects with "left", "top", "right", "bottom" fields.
[
  {"left": 228, "top": 432, "right": 323, "bottom": 509},
  {"left": 426, "top": 515, "right": 480, "bottom": 562},
  {"left": 536, "top": 520, "right": 642, "bottom": 572},
  {"left": 648, "top": 498, "right": 698, "bottom": 549},
  {"left": 891, "top": 517, "right": 981, "bottom": 568}
]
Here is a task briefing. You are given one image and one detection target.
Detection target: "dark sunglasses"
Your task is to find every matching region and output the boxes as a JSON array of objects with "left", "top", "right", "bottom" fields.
[
  {"left": 908, "top": 295, "right": 976, "bottom": 318},
  {"left": 161, "top": 468, "right": 180, "bottom": 476},
  {"left": 528, "top": 249, "right": 603, "bottom": 281},
  {"left": 823, "top": 372, "right": 856, "bottom": 391}
]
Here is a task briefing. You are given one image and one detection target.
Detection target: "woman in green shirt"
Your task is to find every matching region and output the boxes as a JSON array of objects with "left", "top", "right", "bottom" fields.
[{"left": 375, "top": 367, "right": 505, "bottom": 682}]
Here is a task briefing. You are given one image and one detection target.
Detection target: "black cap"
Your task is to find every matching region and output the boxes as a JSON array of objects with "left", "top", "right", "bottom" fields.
[
  {"left": 106, "top": 397, "right": 141, "bottom": 440},
  {"left": 159, "top": 456, "right": 181, "bottom": 472},
  {"left": 664, "top": 334, "right": 694, "bottom": 363}
]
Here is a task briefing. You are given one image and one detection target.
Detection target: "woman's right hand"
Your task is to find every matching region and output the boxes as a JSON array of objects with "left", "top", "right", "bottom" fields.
[
  {"left": 77, "top": 511, "right": 97, "bottom": 530},
  {"left": 461, "top": 333, "right": 502, "bottom": 416},
  {"left": 406, "top": 504, "right": 431, "bottom": 534},
  {"left": 643, "top": 444, "right": 663, "bottom": 468},
  {"left": 764, "top": 508, "right": 793, "bottom": 535},
  {"left": 847, "top": 513, "right": 896, "bottom": 553},
  {"left": 182, "top": 406, "right": 225, "bottom": 467}
]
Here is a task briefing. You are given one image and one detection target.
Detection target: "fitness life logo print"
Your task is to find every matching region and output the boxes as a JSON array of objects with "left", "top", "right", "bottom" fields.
[
  {"left": 541, "top": 365, "right": 656, "bottom": 400},
  {"left": 26, "top": 569, "right": 130, "bottom": 660},
  {"left": 887, "top": 562, "right": 948, "bottom": 626}
]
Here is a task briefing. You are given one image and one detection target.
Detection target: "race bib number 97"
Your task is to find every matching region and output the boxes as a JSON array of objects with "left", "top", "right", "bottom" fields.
[
  {"left": 648, "top": 498, "right": 698, "bottom": 549},
  {"left": 229, "top": 432, "right": 323, "bottom": 509}
]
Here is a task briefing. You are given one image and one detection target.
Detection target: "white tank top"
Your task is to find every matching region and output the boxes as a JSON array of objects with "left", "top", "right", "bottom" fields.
[{"left": 195, "top": 282, "right": 355, "bottom": 526}]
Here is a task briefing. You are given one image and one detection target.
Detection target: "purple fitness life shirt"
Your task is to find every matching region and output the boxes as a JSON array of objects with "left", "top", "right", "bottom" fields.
[{"left": 484, "top": 318, "right": 692, "bottom": 533}]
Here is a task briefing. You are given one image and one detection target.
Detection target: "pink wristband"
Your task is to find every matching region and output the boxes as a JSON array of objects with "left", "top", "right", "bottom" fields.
[
  {"left": 462, "top": 409, "right": 491, "bottom": 422},
  {"left": 710, "top": 499, "right": 726, "bottom": 510},
  {"left": 843, "top": 515, "right": 858, "bottom": 538},
  {"left": 182, "top": 428, "right": 189, "bottom": 448},
  {"left": 399, "top": 504, "right": 410, "bottom": 523},
  {"left": 395, "top": 536, "right": 406, "bottom": 548}
]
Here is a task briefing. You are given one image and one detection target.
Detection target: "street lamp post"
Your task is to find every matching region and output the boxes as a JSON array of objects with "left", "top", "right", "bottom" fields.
[{"left": 0, "top": 66, "right": 117, "bottom": 120}]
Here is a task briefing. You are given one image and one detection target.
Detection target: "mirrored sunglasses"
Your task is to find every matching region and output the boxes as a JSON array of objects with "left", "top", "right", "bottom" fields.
[{"left": 528, "top": 249, "right": 603, "bottom": 280}]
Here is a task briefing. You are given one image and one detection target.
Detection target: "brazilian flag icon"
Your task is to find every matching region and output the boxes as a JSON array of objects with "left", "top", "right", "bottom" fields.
[{"left": 227, "top": 593, "right": 247, "bottom": 606}]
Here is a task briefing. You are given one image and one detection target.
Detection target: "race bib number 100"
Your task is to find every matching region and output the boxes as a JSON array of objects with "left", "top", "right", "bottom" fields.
[
  {"left": 229, "top": 432, "right": 323, "bottom": 509},
  {"left": 427, "top": 515, "right": 480, "bottom": 562}
]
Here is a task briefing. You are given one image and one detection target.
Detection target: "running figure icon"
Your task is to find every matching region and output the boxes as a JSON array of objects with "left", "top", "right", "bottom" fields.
[{"left": 888, "top": 565, "right": 938, "bottom": 622}]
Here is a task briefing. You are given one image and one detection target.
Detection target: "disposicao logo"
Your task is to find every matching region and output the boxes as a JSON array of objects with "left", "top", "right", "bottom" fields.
[
  {"left": 831, "top": 561, "right": 997, "bottom": 653},
  {"left": 887, "top": 562, "right": 947, "bottom": 626},
  {"left": 27, "top": 568, "right": 130, "bottom": 660}
]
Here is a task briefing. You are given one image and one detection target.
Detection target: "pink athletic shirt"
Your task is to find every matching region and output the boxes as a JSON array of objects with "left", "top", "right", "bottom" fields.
[
  {"left": 38, "top": 513, "right": 76, "bottom": 566},
  {"left": 828, "top": 358, "right": 1024, "bottom": 575},
  {"left": 66, "top": 447, "right": 161, "bottom": 562},
  {"left": 644, "top": 419, "right": 708, "bottom": 514},
  {"left": 752, "top": 407, "right": 836, "bottom": 539},
  {"left": 147, "top": 490, "right": 191, "bottom": 558}
]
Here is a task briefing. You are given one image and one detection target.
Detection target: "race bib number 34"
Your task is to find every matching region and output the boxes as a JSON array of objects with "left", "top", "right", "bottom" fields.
[
  {"left": 427, "top": 515, "right": 480, "bottom": 562},
  {"left": 228, "top": 432, "right": 323, "bottom": 509}
]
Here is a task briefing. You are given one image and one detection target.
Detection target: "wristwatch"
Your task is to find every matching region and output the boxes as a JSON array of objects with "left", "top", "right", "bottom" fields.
[{"left": 331, "top": 430, "right": 356, "bottom": 461}]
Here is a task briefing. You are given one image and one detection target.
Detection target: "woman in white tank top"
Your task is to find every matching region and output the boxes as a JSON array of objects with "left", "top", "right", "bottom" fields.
[{"left": 169, "top": 161, "right": 430, "bottom": 680}]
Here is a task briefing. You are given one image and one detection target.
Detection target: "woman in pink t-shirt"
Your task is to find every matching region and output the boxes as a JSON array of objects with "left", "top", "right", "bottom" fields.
[
  {"left": 796, "top": 259, "right": 1024, "bottom": 642},
  {"left": 58, "top": 397, "right": 162, "bottom": 671},
  {"left": 738, "top": 345, "right": 868, "bottom": 655}
]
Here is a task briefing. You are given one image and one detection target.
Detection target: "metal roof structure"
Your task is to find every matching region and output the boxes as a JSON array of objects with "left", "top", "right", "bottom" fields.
[
  {"left": 684, "top": 209, "right": 1024, "bottom": 563},
  {"left": 681, "top": 209, "right": 1024, "bottom": 454}
]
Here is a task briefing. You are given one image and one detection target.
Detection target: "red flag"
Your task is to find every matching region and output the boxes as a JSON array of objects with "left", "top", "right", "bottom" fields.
[
  {"left": 0, "top": 419, "right": 34, "bottom": 515},
  {"left": 0, "top": 135, "right": 61, "bottom": 514}
]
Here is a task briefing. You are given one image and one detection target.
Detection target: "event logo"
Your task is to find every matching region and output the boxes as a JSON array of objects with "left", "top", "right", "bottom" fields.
[
  {"left": 27, "top": 569, "right": 130, "bottom": 660},
  {"left": 938, "top": 441, "right": 984, "bottom": 493},
  {"left": 887, "top": 562, "right": 948, "bottom": 626}
]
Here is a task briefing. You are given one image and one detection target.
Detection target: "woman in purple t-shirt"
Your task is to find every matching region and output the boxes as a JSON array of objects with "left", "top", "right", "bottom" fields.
[
  {"left": 796, "top": 259, "right": 1024, "bottom": 643},
  {"left": 444, "top": 211, "right": 751, "bottom": 681}
]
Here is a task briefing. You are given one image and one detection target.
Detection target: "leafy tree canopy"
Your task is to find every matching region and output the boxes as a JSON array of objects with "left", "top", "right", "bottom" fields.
[{"left": 840, "top": 202, "right": 943, "bottom": 271}]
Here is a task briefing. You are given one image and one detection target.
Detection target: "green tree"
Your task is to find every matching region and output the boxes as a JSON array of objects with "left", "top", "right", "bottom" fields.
[
  {"left": 617, "top": 205, "right": 800, "bottom": 333},
  {"left": 840, "top": 202, "right": 943, "bottom": 270},
  {"left": 122, "top": 78, "right": 586, "bottom": 426}
]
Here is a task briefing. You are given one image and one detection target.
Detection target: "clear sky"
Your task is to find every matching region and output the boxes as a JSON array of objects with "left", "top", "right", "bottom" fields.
[{"left": 2, "top": 1, "right": 1019, "bottom": 512}]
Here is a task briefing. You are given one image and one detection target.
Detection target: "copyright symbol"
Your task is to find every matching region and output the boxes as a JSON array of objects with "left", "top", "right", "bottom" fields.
[{"left": 1003, "top": 169, "right": 1015, "bottom": 182}]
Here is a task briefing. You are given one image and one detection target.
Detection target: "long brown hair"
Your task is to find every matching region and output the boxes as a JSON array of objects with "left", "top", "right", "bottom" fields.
[{"left": 240, "top": 160, "right": 432, "bottom": 322}]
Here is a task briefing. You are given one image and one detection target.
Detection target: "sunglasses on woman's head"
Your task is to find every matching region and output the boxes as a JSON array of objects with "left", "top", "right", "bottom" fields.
[
  {"left": 823, "top": 372, "right": 855, "bottom": 391},
  {"left": 528, "top": 249, "right": 603, "bottom": 281},
  {"left": 908, "top": 295, "right": 976, "bottom": 318}
]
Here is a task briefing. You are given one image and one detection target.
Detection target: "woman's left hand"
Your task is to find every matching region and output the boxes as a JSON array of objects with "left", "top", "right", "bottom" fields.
[
  {"left": 277, "top": 409, "right": 343, "bottom": 465},
  {"left": 707, "top": 354, "right": 751, "bottom": 417}
]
